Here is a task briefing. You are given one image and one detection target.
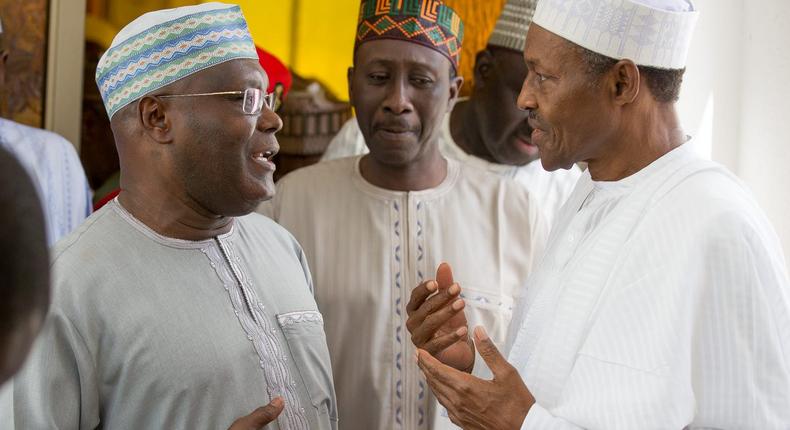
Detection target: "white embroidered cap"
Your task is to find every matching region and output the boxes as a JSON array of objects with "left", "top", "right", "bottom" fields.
[
  {"left": 532, "top": 0, "right": 699, "bottom": 69},
  {"left": 488, "top": 0, "right": 538, "bottom": 52}
]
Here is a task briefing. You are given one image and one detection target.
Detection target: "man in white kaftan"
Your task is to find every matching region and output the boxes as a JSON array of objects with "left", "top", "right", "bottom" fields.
[
  {"left": 260, "top": 1, "right": 548, "bottom": 428},
  {"left": 407, "top": 0, "right": 790, "bottom": 429},
  {"left": 262, "top": 155, "right": 547, "bottom": 428},
  {"left": 506, "top": 142, "right": 790, "bottom": 428}
]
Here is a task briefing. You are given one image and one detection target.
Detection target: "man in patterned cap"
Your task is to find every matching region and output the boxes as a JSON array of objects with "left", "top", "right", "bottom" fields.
[
  {"left": 322, "top": 0, "right": 581, "bottom": 227},
  {"left": 409, "top": 0, "right": 790, "bottom": 428},
  {"left": 11, "top": 3, "right": 337, "bottom": 429},
  {"left": 260, "top": 1, "right": 548, "bottom": 429}
]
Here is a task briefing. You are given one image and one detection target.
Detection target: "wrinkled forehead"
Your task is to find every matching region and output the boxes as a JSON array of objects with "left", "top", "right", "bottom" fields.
[
  {"left": 523, "top": 24, "right": 575, "bottom": 68},
  {"left": 178, "top": 58, "right": 269, "bottom": 92},
  {"left": 356, "top": 38, "right": 453, "bottom": 73}
]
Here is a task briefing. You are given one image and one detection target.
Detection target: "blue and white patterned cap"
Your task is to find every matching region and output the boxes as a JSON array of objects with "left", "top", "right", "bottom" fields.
[
  {"left": 533, "top": 0, "right": 699, "bottom": 69},
  {"left": 96, "top": 2, "right": 258, "bottom": 119}
]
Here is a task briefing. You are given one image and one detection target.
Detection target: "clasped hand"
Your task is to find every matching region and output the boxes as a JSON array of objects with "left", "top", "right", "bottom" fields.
[{"left": 406, "top": 263, "right": 536, "bottom": 430}]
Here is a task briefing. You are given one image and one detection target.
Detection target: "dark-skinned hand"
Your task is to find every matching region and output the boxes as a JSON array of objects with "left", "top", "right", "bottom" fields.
[
  {"left": 406, "top": 263, "right": 475, "bottom": 372},
  {"left": 417, "top": 326, "right": 536, "bottom": 430},
  {"left": 227, "top": 397, "right": 284, "bottom": 430}
]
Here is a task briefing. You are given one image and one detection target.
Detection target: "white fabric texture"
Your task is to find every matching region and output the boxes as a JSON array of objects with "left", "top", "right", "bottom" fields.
[
  {"left": 488, "top": 0, "right": 538, "bottom": 52},
  {"left": 633, "top": 0, "right": 695, "bottom": 12},
  {"left": 0, "top": 118, "right": 91, "bottom": 245},
  {"left": 259, "top": 156, "right": 549, "bottom": 430},
  {"left": 532, "top": 0, "right": 699, "bottom": 68},
  {"left": 505, "top": 143, "right": 790, "bottom": 429},
  {"left": 320, "top": 115, "right": 581, "bottom": 229}
]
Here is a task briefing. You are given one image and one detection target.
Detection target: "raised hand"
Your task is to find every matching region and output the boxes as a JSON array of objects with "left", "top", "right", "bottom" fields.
[
  {"left": 406, "top": 262, "right": 475, "bottom": 372},
  {"left": 417, "top": 327, "right": 535, "bottom": 430}
]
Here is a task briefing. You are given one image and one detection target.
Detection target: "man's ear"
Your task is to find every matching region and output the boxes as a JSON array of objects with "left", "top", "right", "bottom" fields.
[
  {"left": 609, "top": 59, "right": 640, "bottom": 106},
  {"left": 347, "top": 67, "right": 355, "bottom": 102},
  {"left": 137, "top": 96, "right": 173, "bottom": 144},
  {"left": 473, "top": 49, "right": 495, "bottom": 86},
  {"left": 448, "top": 74, "right": 464, "bottom": 110}
]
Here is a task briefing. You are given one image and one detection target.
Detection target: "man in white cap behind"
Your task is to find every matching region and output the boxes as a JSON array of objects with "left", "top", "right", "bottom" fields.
[
  {"left": 407, "top": 0, "right": 790, "bottom": 428},
  {"left": 11, "top": 3, "right": 337, "bottom": 429}
]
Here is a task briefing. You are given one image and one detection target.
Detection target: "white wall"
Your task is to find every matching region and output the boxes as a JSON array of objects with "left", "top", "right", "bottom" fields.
[
  {"left": 738, "top": 0, "right": 790, "bottom": 268},
  {"left": 678, "top": 0, "right": 790, "bottom": 268},
  {"left": 677, "top": 0, "right": 743, "bottom": 170}
]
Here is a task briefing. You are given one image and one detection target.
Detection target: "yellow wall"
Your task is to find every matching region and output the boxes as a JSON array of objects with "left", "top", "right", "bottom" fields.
[
  {"left": 237, "top": 0, "right": 359, "bottom": 100},
  {"left": 97, "top": 0, "right": 507, "bottom": 100}
]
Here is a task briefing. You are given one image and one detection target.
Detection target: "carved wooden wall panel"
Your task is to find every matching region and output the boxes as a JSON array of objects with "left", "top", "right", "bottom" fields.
[{"left": 0, "top": 0, "right": 49, "bottom": 127}]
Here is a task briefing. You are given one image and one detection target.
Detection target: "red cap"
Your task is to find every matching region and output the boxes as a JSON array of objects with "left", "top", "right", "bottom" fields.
[{"left": 256, "top": 46, "right": 292, "bottom": 110}]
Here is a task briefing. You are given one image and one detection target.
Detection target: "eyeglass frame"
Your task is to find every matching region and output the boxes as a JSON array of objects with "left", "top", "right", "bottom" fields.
[{"left": 156, "top": 87, "right": 275, "bottom": 115}]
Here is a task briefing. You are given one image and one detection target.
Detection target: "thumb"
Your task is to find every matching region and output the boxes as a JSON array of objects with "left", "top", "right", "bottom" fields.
[
  {"left": 245, "top": 397, "right": 285, "bottom": 428},
  {"left": 436, "top": 262, "right": 455, "bottom": 290},
  {"left": 473, "top": 326, "right": 510, "bottom": 378}
]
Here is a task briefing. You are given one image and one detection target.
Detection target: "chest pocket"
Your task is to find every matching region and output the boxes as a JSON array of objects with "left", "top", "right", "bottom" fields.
[
  {"left": 277, "top": 311, "right": 338, "bottom": 424},
  {"left": 459, "top": 286, "right": 514, "bottom": 346}
]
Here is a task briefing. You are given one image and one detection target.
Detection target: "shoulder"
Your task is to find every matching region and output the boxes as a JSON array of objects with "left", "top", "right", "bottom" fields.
[
  {"left": 658, "top": 165, "right": 765, "bottom": 226},
  {"left": 455, "top": 160, "right": 534, "bottom": 200},
  {"left": 238, "top": 211, "right": 309, "bottom": 251},
  {"left": 634, "top": 164, "right": 785, "bottom": 275},
  {"left": 0, "top": 118, "right": 84, "bottom": 175},
  {"left": 277, "top": 156, "right": 358, "bottom": 191},
  {"left": 0, "top": 118, "right": 73, "bottom": 149},
  {"left": 322, "top": 118, "right": 367, "bottom": 161},
  {"left": 51, "top": 204, "right": 123, "bottom": 265}
]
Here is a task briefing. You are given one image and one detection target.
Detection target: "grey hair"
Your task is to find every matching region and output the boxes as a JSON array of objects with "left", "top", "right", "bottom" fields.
[{"left": 573, "top": 43, "right": 686, "bottom": 103}]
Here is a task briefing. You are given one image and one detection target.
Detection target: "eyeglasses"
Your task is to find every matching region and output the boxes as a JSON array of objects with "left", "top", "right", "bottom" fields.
[{"left": 157, "top": 88, "right": 275, "bottom": 115}]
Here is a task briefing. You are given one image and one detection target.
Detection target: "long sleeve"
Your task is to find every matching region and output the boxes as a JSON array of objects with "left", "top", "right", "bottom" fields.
[
  {"left": 521, "top": 403, "right": 583, "bottom": 429},
  {"left": 515, "top": 206, "right": 790, "bottom": 429},
  {"left": 13, "top": 307, "right": 100, "bottom": 429}
]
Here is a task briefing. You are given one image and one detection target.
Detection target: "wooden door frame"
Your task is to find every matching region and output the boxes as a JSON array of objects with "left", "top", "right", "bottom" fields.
[{"left": 45, "top": 0, "right": 87, "bottom": 149}]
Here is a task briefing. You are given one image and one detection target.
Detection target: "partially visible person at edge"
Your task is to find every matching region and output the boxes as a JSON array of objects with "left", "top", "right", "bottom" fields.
[
  {"left": 260, "top": 1, "right": 548, "bottom": 429},
  {"left": 321, "top": 0, "right": 581, "bottom": 228},
  {"left": 11, "top": 3, "right": 337, "bottom": 429},
  {"left": 406, "top": 0, "right": 790, "bottom": 429},
  {"left": 0, "top": 146, "right": 50, "bottom": 387},
  {"left": 0, "top": 17, "right": 91, "bottom": 245}
]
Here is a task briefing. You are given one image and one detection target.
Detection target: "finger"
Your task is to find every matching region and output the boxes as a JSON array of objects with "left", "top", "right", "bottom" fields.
[
  {"left": 408, "top": 281, "right": 461, "bottom": 324},
  {"left": 436, "top": 262, "right": 454, "bottom": 290},
  {"left": 416, "top": 349, "right": 459, "bottom": 402},
  {"left": 409, "top": 296, "right": 465, "bottom": 345},
  {"left": 406, "top": 282, "right": 462, "bottom": 336},
  {"left": 473, "top": 326, "right": 511, "bottom": 379},
  {"left": 245, "top": 397, "right": 285, "bottom": 428},
  {"left": 416, "top": 348, "right": 465, "bottom": 388},
  {"left": 406, "top": 280, "right": 438, "bottom": 316},
  {"left": 421, "top": 326, "right": 468, "bottom": 356}
]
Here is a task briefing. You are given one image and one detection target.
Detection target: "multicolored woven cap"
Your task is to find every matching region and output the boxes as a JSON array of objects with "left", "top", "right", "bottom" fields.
[
  {"left": 96, "top": 2, "right": 258, "bottom": 119},
  {"left": 355, "top": 0, "right": 464, "bottom": 72}
]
